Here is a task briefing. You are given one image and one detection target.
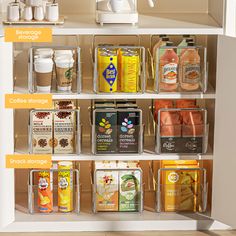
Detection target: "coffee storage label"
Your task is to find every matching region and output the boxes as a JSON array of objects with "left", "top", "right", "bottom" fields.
[
  {"left": 183, "top": 64, "right": 201, "bottom": 84},
  {"left": 162, "top": 63, "right": 178, "bottom": 84}
]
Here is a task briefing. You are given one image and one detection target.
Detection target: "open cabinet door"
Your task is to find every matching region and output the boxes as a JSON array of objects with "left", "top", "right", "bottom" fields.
[
  {"left": 212, "top": 35, "right": 236, "bottom": 229},
  {"left": 0, "top": 38, "right": 14, "bottom": 229}
]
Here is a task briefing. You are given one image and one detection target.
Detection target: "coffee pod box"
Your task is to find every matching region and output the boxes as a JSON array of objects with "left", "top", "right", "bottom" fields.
[
  {"left": 32, "top": 111, "right": 53, "bottom": 154},
  {"left": 54, "top": 111, "right": 76, "bottom": 154},
  {"left": 34, "top": 58, "right": 53, "bottom": 92}
]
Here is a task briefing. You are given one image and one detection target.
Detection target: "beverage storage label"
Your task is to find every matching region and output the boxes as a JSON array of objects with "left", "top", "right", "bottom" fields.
[
  {"left": 4, "top": 28, "right": 52, "bottom": 43},
  {"left": 6, "top": 154, "right": 52, "bottom": 169},
  {"left": 5, "top": 94, "right": 53, "bottom": 109}
]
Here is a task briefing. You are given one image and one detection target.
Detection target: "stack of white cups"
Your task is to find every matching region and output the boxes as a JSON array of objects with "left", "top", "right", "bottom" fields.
[
  {"left": 54, "top": 50, "right": 75, "bottom": 92},
  {"left": 34, "top": 48, "right": 54, "bottom": 92}
]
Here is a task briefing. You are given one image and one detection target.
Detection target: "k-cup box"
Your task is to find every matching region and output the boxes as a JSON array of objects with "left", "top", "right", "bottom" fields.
[
  {"left": 54, "top": 110, "right": 76, "bottom": 154},
  {"left": 117, "top": 109, "right": 141, "bottom": 153},
  {"left": 95, "top": 170, "right": 119, "bottom": 212},
  {"left": 32, "top": 111, "right": 53, "bottom": 154},
  {"left": 54, "top": 100, "right": 77, "bottom": 110},
  {"left": 119, "top": 170, "right": 141, "bottom": 212},
  {"left": 94, "top": 109, "right": 117, "bottom": 154}
]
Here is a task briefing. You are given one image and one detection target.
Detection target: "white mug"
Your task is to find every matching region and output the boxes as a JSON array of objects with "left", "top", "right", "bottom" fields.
[
  {"left": 108, "top": 0, "right": 124, "bottom": 13},
  {"left": 7, "top": 3, "right": 20, "bottom": 22},
  {"left": 34, "top": 6, "right": 44, "bottom": 21},
  {"left": 46, "top": 3, "right": 59, "bottom": 22},
  {"left": 23, "top": 6, "right": 33, "bottom": 21}
]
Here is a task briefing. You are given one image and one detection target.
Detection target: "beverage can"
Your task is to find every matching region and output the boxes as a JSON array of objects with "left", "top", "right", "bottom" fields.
[
  {"left": 58, "top": 161, "right": 73, "bottom": 213},
  {"left": 98, "top": 50, "right": 118, "bottom": 93},
  {"left": 37, "top": 170, "right": 53, "bottom": 213}
]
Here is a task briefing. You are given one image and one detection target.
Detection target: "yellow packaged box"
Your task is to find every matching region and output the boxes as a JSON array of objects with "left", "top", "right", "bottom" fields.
[{"left": 161, "top": 160, "right": 200, "bottom": 212}]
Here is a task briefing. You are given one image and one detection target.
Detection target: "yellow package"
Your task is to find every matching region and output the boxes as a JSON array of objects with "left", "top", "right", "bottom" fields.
[{"left": 161, "top": 160, "right": 200, "bottom": 212}]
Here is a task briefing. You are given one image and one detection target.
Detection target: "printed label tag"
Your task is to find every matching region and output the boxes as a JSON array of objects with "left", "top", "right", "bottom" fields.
[
  {"left": 4, "top": 28, "right": 52, "bottom": 42},
  {"left": 5, "top": 94, "right": 53, "bottom": 109},
  {"left": 6, "top": 155, "right": 52, "bottom": 169}
]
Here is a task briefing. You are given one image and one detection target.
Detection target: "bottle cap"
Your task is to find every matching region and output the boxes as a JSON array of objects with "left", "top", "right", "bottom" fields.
[
  {"left": 187, "top": 42, "right": 195, "bottom": 46},
  {"left": 160, "top": 34, "right": 167, "bottom": 38},
  {"left": 166, "top": 41, "right": 174, "bottom": 46},
  {"left": 186, "top": 38, "right": 194, "bottom": 43},
  {"left": 183, "top": 35, "right": 191, "bottom": 38},
  {"left": 162, "top": 37, "right": 169, "bottom": 42}
]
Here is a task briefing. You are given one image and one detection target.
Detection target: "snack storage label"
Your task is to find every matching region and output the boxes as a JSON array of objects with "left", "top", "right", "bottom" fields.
[
  {"left": 162, "top": 63, "right": 178, "bottom": 84},
  {"left": 5, "top": 94, "right": 53, "bottom": 109},
  {"left": 5, "top": 28, "right": 52, "bottom": 43},
  {"left": 6, "top": 154, "right": 52, "bottom": 169}
]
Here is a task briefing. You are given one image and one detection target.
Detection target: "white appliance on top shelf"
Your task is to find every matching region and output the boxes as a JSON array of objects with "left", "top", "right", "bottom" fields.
[{"left": 96, "top": 0, "right": 156, "bottom": 25}]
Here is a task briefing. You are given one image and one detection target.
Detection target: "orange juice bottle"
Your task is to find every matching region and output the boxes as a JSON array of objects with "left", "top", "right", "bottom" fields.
[
  {"left": 37, "top": 170, "right": 53, "bottom": 213},
  {"left": 159, "top": 42, "right": 179, "bottom": 92},
  {"left": 179, "top": 42, "right": 201, "bottom": 91}
]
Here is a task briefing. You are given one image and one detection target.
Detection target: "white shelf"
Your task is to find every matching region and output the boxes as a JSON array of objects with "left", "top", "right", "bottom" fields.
[
  {"left": 52, "top": 151, "right": 213, "bottom": 161},
  {"left": 3, "top": 192, "right": 229, "bottom": 232},
  {"left": 0, "top": 13, "right": 223, "bottom": 36},
  {"left": 14, "top": 83, "right": 216, "bottom": 100}
]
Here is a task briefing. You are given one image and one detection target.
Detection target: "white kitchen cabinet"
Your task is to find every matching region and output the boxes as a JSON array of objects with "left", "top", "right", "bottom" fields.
[{"left": 0, "top": 0, "right": 236, "bottom": 232}]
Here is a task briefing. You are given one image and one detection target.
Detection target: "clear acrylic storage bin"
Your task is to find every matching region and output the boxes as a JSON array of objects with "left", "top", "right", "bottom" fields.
[
  {"left": 91, "top": 108, "right": 144, "bottom": 155},
  {"left": 92, "top": 168, "right": 143, "bottom": 213},
  {"left": 148, "top": 45, "right": 208, "bottom": 93},
  {"left": 153, "top": 108, "right": 209, "bottom": 154},
  {"left": 28, "top": 168, "right": 80, "bottom": 214},
  {"left": 93, "top": 46, "right": 146, "bottom": 94},
  {"left": 29, "top": 46, "right": 82, "bottom": 94},
  {"left": 156, "top": 167, "right": 208, "bottom": 213},
  {"left": 29, "top": 109, "right": 81, "bottom": 155}
]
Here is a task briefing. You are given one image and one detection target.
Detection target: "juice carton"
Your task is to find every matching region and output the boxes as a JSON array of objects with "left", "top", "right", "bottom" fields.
[
  {"left": 119, "top": 170, "right": 141, "bottom": 212},
  {"left": 95, "top": 170, "right": 119, "bottom": 212}
]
